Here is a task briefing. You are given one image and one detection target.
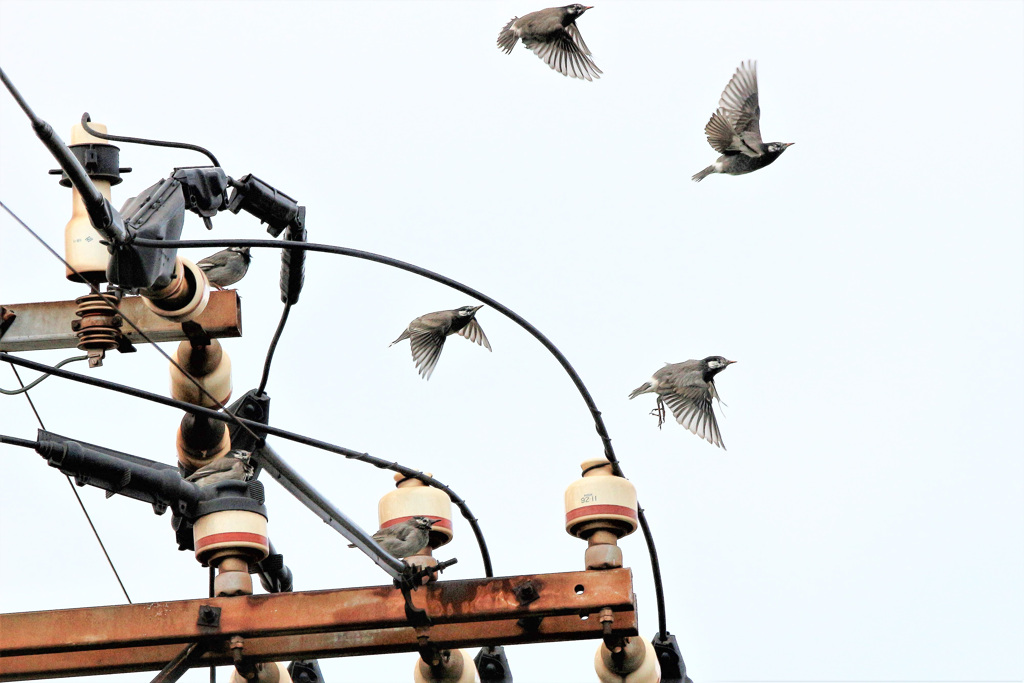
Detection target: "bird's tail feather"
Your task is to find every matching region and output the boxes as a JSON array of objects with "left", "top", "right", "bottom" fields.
[
  {"left": 497, "top": 18, "right": 519, "bottom": 53},
  {"left": 628, "top": 382, "right": 652, "bottom": 400},
  {"left": 692, "top": 165, "right": 716, "bottom": 182},
  {"left": 390, "top": 330, "right": 411, "bottom": 347}
]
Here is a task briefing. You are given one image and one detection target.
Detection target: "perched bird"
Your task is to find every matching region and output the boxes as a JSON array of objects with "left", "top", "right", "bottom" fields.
[
  {"left": 629, "top": 357, "right": 737, "bottom": 449},
  {"left": 197, "top": 246, "right": 252, "bottom": 289},
  {"left": 349, "top": 516, "right": 441, "bottom": 558},
  {"left": 692, "top": 61, "right": 793, "bottom": 181},
  {"left": 497, "top": 4, "right": 602, "bottom": 81},
  {"left": 184, "top": 450, "right": 255, "bottom": 487},
  {"left": 391, "top": 305, "right": 491, "bottom": 380}
]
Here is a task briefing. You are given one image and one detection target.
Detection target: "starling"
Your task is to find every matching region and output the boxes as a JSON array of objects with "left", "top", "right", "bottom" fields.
[
  {"left": 349, "top": 516, "right": 441, "bottom": 558},
  {"left": 692, "top": 61, "right": 793, "bottom": 181},
  {"left": 184, "top": 450, "right": 255, "bottom": 487},
  {"left": 391, "top": 305, "right": 491, "bottom": 380},
  {"left": 497, "top": 4, "right": 602, "bottom": 81},
  {"left": 629, "top": 356, "right": 737, "bottom": 449},
  {"left": 197, "top": 246, "right": 252, "bottom": 289}
]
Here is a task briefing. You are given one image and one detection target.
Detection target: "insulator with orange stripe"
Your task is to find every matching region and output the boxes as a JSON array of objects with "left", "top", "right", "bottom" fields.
[
  {"left": 193, "top": 481, "right": 269, "bottom": 597},
  {"left": 378, "top": 472, "right": 453, "bottom": 583},
  {"left": 564, "top": 458, "right": 638, "bottom": 571},
  {"left": 142, "top": 256, "right": 211, "bottom": 323}
]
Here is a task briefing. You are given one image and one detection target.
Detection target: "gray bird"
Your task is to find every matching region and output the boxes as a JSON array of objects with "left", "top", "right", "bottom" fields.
[
  {"left": 391, "top": 305, "right": 491, "bottom": 380},
  {"left": 197, "top": 246, "right": 252, "bottom": 289},
  {"left": 692, "top": 61, "right": 793, "bottom": 181},
  {"left": 349, "top": 516, "right": 441, "bottom": 558},
  {"left": 184, "top": 450, "right": 255, "bottom": 487},
  {"left": 629, "top": 356, "right": 737, "bottom": 449},
  {"left": 497, "top": 4, "right": 602, "bottom": 81}
]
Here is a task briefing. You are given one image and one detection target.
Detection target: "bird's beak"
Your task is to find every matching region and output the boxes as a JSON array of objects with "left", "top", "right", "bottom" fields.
[
  {"left": 471, "top": 305, "right": 484, "bottom": 313},
  {"left": 727, "top": 359, "right": 738, "bottom": 364},
  {"left": 584, "top": 5, "right": 594, "bottom": 9},
  {"left": 784, "top": 143, "right": 795, "bottom": 148}
]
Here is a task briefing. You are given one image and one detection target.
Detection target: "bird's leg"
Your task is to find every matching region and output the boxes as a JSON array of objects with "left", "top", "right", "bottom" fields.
[{"left": 650, "top": 398, "right": 666, "bottom": 429}]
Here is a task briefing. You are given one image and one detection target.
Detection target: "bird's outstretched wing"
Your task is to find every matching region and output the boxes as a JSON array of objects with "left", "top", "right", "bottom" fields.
[
  {"left": 659, "top": 384, "right": 725, "bottom": 449},
  {"left": 497, "top": 17, "right": 519, "bottom": 53},
  {"left": 523, "top": 28, "right": 602, "bottom": 81},
  {"left": 718, "top": 60, "right": 762, "bottom": 153},
  {"left": 456, "top": 318, "right": 492, "bottom": 351},
  {"left": 409, "top": 329, "right": 447, "bottom": 380}
]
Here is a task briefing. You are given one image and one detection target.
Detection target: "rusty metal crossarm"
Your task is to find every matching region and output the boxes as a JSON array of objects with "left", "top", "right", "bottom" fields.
[
  {"left": 0, "top": 290, "right": 242, "bottom": 352},
  {"left": 0, "top": 569, "right": 635, "bottom": 661}
]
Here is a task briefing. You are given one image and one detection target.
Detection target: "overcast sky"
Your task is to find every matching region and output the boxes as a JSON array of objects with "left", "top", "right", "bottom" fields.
[{"left": 1, "top": 1, "right": 1022, "bottom": 682}]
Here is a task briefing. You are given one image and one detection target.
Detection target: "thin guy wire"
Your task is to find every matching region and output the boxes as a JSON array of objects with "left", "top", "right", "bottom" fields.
[
  {"left": 8, "top": 364, "right": 133, "bottom": 604},
  {"left": 0, "top": 199, "right": 264, "bottom": 448},
  {"left": 1, "top": 352, "right": 495, "bottom": 578}
]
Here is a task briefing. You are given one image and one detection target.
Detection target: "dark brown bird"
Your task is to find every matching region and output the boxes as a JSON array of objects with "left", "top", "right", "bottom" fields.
[
  {"left": 497, "top": 4, "right": 602, "bottom": 81},
  {"left": 693, "top": 61, "right": 793, "bottom": 181},
  {"left": 197, "top": 246, "right": 252, "bottom": 289},
  {"left": 629, "top": 357, "right": 737, "bottom": 448},
  {"left": 391, "top": 305, "right": 491, "bottom": 380},
  {"left": 349, "top": 517, "right": 441, "bottom": 558}
]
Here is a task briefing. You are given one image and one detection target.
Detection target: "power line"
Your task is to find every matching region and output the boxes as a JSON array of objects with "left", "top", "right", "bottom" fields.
[
  {"left": 7, "top": 364, "right": 132, "bottom": 604},
  {"left": 130, "top": 234, "right": 669, "bottom": 635},
  {"left": 2, "top": 351, "right": 495, "bottom": 578}
]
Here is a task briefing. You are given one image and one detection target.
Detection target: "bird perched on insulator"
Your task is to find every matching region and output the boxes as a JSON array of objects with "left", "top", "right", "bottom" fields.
[
  {"left": 391, "top": 305, "right": 491, "bottom": 380},
  {"left": 197, "top": 246, "right": 252, "bottom": 289},
  {"left": 349, "top": 516, "right": 441, "bottom": 558},
  {"left": 184, "top": 450, "right": 255, "bottom": 487},
  {"left": 629, "top": 357, "right": 737, "bottom": 449},
  {"left": 693, "top": 61, "right": 793, "bottom": 181},
  {"left": 497, "top": 4, "right": 602, "bottom": 81}
]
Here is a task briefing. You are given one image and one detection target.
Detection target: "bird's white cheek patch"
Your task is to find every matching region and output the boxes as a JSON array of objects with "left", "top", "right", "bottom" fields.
[{"left": 714, "top": 161, "right": 724, "bottom": 172}]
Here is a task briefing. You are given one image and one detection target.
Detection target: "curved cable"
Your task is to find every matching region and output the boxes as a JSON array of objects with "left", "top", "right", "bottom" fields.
[
  {"left": 1, "top": 354, "right": 88, "bottom": 394},
  {"left": 257, "top": 302, "right": 292, "bottom": 397},
  {"left": 82, "top": 113, "right": 221, "bottom": 167},
  {"left": 0, "top": 352, "right": 494, "bottom": 578},
  {"left": 129, "top": 236, "right": 667, "bottom": 635}
]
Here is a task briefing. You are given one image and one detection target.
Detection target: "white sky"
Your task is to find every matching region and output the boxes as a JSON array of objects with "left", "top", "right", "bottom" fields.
[{"left": 1, "top": 1, "right": 1022, "bottom": 682}]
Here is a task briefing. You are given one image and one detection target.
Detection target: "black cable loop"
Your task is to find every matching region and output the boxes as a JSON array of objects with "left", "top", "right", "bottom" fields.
[
  {"left": 0, "top": 352, "right": 495, "bottom": 578},
  {"left": 81, "top": 113, "right": 221, "bottom": 168},
  {"left": 0, "top": 354, "right": 88, "bottom": 394},
  {"left": 129, "top": 236, "right": 668, "bottom": 637}
]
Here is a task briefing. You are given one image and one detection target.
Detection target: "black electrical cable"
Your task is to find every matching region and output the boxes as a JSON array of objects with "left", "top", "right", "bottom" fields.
[
  {"left": 0, "top": 354, "right": 88, "bottom": 394},
  {"left": 130, "top": 235, "right": 668, "bottom": 635},
  {"left": 257, "top": 302, "right": 292, "bottom": 397},
  {"left": 0, "top": 352, "right": 495, "bottom": 578},
  {"left": 6, "top": 364, "right": 133, "bottom": 604},
  {"left": 81, "top": 113, "right": 221, "bottom": 168},
  {"left": 0, "top": 200, "right": 265, "bottom": 450},
  {"left": 0, "top": 434, "right": 37, "bottom": 449}
]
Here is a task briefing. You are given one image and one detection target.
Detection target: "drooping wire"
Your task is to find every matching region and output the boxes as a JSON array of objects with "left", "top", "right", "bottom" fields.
[
  {"left": 6, "top": 364, "right": 132, "bottom": 604},
  {"left": 81, "top": 113, "right": 221, "bottom": 168},
  {"left": 0, "top": 206, "right": 490, "bottom": 577},
  {"left": 0, "top": 354, "right": 88, "bottom": 394},
  {"left": 130, "top": 235, "right": 668, "bottom": 634},
  {"left": 1, "top": 352, "right": 495, "bottom": 578},
  {"left": 0, "top": 200, "right": 265, "bottom": 450},
  {"left": 257, "top": 302, "right": 292, "bottom": 397}
]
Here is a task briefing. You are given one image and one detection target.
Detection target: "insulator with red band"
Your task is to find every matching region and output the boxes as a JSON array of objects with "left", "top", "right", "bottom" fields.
[
  {"left": 564, "top": 458, "right": 638, "bottom": 539},
  {"left": 378, "top": 472, "right": 454, "bottom": 549}
]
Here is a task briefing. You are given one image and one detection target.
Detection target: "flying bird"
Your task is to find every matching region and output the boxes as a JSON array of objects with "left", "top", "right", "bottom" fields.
[
  {"left": 497, "top": 4, "right": 602, "bottom": 81},
  {"left": 629, "top": 356, "right": 737, "bottom": 449},
  {"left": 692, "top": 61, "right": 793, "bottom": 181},
  {"left": 391, "top": 305, "right": 491, "bottom": 380},
  {"left": 349, "top": 516, "right": 441, "bottom": 558},
  {"left": 184, "top": 450, "right": 255, "bottom": 487},
  {"left": 197, "top": 246, "right": 252, "bottom": 289}
]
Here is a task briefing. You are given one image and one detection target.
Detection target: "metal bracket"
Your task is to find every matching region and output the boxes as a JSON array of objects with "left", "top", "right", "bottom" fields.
[
  {"left": 651, "top": 631, "right": 691, "bottom": 683},
  {"left": 196, "top": 605, "right": 221, "bottom": 629},
  {"left": 150, "top": 641, "right": 206, "bottom": 683}
]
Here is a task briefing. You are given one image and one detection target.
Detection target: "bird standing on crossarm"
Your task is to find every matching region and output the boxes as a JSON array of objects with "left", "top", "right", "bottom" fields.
[
  {"left": 692, "top": 61, "right": 793, "bottom": 181},
  {"left": 197, "top": 246, "right": 252, "bottom": 289},
  {"left": 349, "top": 516, "right": 441, "bottom": 559},
  {"left": 391, "top": 305, "right": 491, "bottom": 380},
  {"left": 184, "top": 450, "right": 255, "bottom": 487},
  {"left": 497, "top": 4, "right": 602, "bottom": 81},
  {"left": 629, "top": 357, "right": 737, "bottom": 449}
]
